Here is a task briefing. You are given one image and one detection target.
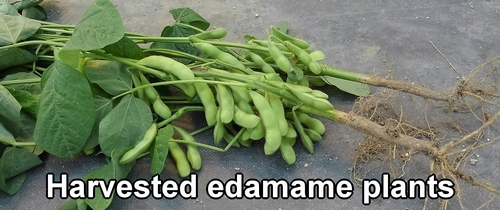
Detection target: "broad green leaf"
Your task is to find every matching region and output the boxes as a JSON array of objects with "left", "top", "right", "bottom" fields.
[
  {"left": 98, "top": 95, "right": 152, "bottom": 156},
  {"left": 0, "top": 171, "right": 27, "bottom": 195},
  {"left": 17, "top": 111, "right": 44, "bottom": 155},
  {"left": 0, "top": 84, "right": 22, "bottom": 137},
  {"left": 0, "top": 122, "right": 15, "bottom": 144},
  {"left": 21, "top": 5, "right": 47, "bottom": 20},
  {"left": 0, "top": 146, "right": 42, "bottom": 179},
  {"left": 0, "top": 48, "right": 37, "bottom": 71},
  {"left": 2, "top": 71, "right": 41, "bottom": 94},
  {"left": 63, "top": 0, "right": 124, "bottom": 51},
  {"left": 170, "top": 8, "right": 210, "bottom": 30},
  {"left": 103, "top": 36, "right": 145, "bottom": 59},
  {"left": 84, "top": 60, "right": 132, "bottom": 96},
  {"left": 150, "top": 25, "right": 199, "bottom": 64},
  {"left": 84, "top": 95, "right": 113, "bottom": 150},
  {"left": 34, "top": 61, "right": 95, "bottom": 158},
  {"left": 322, "top": 76, "right": 371, "bottom": 96},
  {"left": 84, "top": 147, "right": 134, "bottom": 210},
  {"left": 150, "top": 125, "right": 173, "bottom": 175},
  {"left": 5, "top": 86, "right": 38, "bottom": 118},
  {"left": 0, "top": 14, "right": 40, "bottom": 45},
  {"left": 0, "top": 3, "right": 19, "bottom": 16},
  {"left": 12, "top": 0, "right": 43, "bottom": 10},
  {"left": 56, "top": 49, "right": 81, "bottom": 69}
]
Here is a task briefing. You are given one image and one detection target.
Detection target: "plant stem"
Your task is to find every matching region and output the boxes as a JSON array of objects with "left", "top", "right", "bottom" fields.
[
  {"left": 0, "top": 41, "right": 65, "bottom": 50},
  {"left": 0, "top": 78, "right": 41, "bottom": 86}
]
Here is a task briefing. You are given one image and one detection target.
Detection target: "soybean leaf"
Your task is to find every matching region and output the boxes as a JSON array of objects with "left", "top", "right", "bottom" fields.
[
  {"left": 21, "top": 5, "right": 47, "bottom": 20},
  {"left": 2, "top": 72, "right": 41, "bottom": 94},
  {"left": 322, "top": 76, "right": 371, "bottom": 97},
  {"left": 150, "top": 25, "right": 199, "bottom": 64},
  {"left": 0, "top": 146, "right": 42, "bottom": 179},
  {"left": 34, "top": 61, "right": 95, "bottom": 158},
  {"left": 15, "top": 111, "right": 43, "bottom": 155},
  {"left": 12, "top": 0, "right": 43, "bottom": 10},
  {"left": 5, "top": 86, "right": 38, "bottom": 118},
  {"left": 0, "top": 84, "right": 22, "bottom": 137},
  {"left": 0, "top": 14, "right": 40, "bottom": 45},
  {"left": 170, "top": 8, "right": 209, "bottom": 30},
  {"left": 84, "top": 147, "right": 134, "bottom": 210},
  {"left": 84, "top": 95, "right": 113, "bottom": 150},
  {"left": 0, "top": 171, "right": 27, "bottom": 195},
  {"left": 63, "top": 0, "right": 124, "bottom": 51},
  {"left": 150, "top": 125, "right": 173, "bottom": 175},
  {"left": 98, "top": 95, "right": 152, "bottom": 156},
  {"left": 84, "top": 60, "right": 132, "bottom": 96},
  {"left": 0, "top": 3, "right": 19, "bottom": 16},
  {"left": 0, "top": 122, "right": 15, "bottom": 144},
  {"left": 0, "top": 48, "right": 37, "bottom": 71},
  {"left": 55, "top": 49, "right": 81, "bottom": 69},
  {"left": 103, "top": 36, "right": 145, "bottom": 59}
]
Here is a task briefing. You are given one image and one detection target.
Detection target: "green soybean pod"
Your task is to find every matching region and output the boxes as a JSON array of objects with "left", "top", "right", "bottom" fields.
[
  {"left": 168, "top": 141, "right": 191, "bottom": 177},
  {"left": 283, "top": 41, "right": 321, "bottom": 75},
  {"left": 170, "top": 75, "right": 197, "bottom": 98},
  {"left": 192, "top": 42, "right": 246, "bottom": 71},
  {"left": 130, "top": 72, "right": 149, "bottom": 105},
  {"left": 270, "top": 26, "right": 310, "bottom": 49},
  {"left": 241, "top": 127, "right": 253, "bottom": 141},
  {"left": 266, "top": 93, "right": 288, "bottom": 136},
  {"left": 309, "top": 50, "right": 325, "bottom": 61},
  {"left": 304, "top": 128, "right": 322, "bottom": 142},
  {"left": 285, "top": 121, "right": 297, "bottom": 143},
  {"left": 310, "top": 90, "right": 329, "bottom": 99},
  {"left": 250, "top": 121, "right": 265, "bottom": 140},
  {"left": 290, "top": 111, "right": 314, "bottom": 153},
  {"left": 229, "top": 86, "right": 252, "bottom": 103},
  {"left": 267, "top": 39, "right": 293, "bottom": 73},
  {"left": 309, "top": 77, "right": 327, "bottom": 87},
  {"left": 216, "top": 84, "right": 234, "bottom": 124},
  {"left": 233, "top": 105, "right": 260, "bottom": 129},
  {"left": 137, "top": 56, "right": 194, "bottom": 80},
  {"left": 249, "top": 90, "right": 281, "bottom": 155},
  {"left": 248, "top": 52, "right": 275, "bottom": 73},
  {"left": 236, "top": 99, "right": 254, "bottom": 115},
  {"left": 238, "top": 137, "right": 252, "bottom": 147},
  {"left": 152, "top": 99, "right": 172, "bottom": 119},
  {"left": 287, "top": 86, "right": 334, "bottom": 111},
  {"left": 223, "top": 132, "right": 241, "bottom": 148},
  {"left": 138, "top": 72, "right": 159, "bottom": 102},
  {"left": 193, "top": 81, "right": 218, "bottom": 126},
  {"left": 295, "top": 112, "right": 326, "bottom": 135},
  {"left": 192, "top": 28, "right": 227, "bottom": 40},
  {"left": 297, "top": 76, "right": 309, "bottom": 87},
  {"left": 119, "top": 123, "right": 158, "bottom": 164},
  {"left": 213, "top": 109, "right": 225, "bottom": 145},
  {"left": 252, "top": 39, "right": 289, "bottom": 51},
  {"left": 174, "top": 126, "right": 202, "bottom": 170},
  {"left": 284, "top": 83, "right": 312, "bottom": 93},
  {"left": 280, "top": 137, "right": 296, "bottom": 165}
]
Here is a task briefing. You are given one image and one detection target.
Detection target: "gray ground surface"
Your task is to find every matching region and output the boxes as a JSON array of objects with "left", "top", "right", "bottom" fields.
[{"left": 2, "top": 0, "right": 500, "bottom": 209}]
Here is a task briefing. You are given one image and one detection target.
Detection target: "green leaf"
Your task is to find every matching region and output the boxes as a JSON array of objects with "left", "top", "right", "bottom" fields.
[
  {"left": 21, "top": 5, "right": 47, "bottom": 20},
  {"left": 84, "top": 60, "right": 132, "bottom": 96},
  {"left": 150, "top": 125, "right": 173, "bottom": 175},
  {"left": 103, "top": 36, "right": 145, "bottom": 59},
  {"left": 0, "top": 84, "right": 22, "bottom": 137},
  {"left": 34, "top": 61, "right": 95, "bottom": 158},
  {"left": 84, "top": 147, "right": 134, "bottom": 210},
  {"left": 63, "top": 0, "right": 124, "bottom": 51},
  {"left": 322, "top": 76, "right": 371, "bottom": 96},
  {"left": 170, "top": 8, "right": 209, "bottom": 30},
  {"left": 0, "top": 122, "right": 15, "bottom": 144},
  {"left": 16, "top": 111, "right": 44, "bottom": 155},
  {"left": 84, "top": 95, "right": 113, "bottom": 150},
  {"left": 98, "top": 95, "right": 152, "bottom": 156},
  {"left": 0, "top": 14, "right": 40, "bottom": 45},
  {"left": 0, "top": 146, "right": 42, "bottom": 179},
  {"left": 55, "top": 49, "right": 81, "bottom": 69},
  {"left": 0, "top": 47, "right": 37, "bottom": 71},
  {"left": 12, "top": 0, "right": 43, "bottom": 10},
  {"left": 0, "top": 171, "right": 27, "bottom": 195},
  {"left": 5, "top": 86, "right": 38, "bottom": 118},
  {"left": 150, "top": 25, "right": 199, "bottom": 64},
  {"left": 2, "top": 72, "right": 41, "bottom": 94},
  {"left": 0, "top": 3, "right": 19, "bottom": 16}
]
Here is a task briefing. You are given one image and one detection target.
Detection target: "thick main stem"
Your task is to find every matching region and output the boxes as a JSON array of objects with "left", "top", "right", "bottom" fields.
[{"left": 300, "top": 106, "right": 439, "bottom": 156}]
